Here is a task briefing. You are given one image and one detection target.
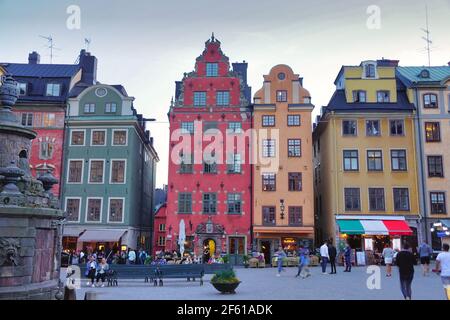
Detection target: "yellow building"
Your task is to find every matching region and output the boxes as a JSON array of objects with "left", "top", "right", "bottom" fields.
[
  {"left": 313, "top": 60, "right": 420, "bottom": 255},
  {"left": 253, "top": 65, "right": 315, "bottom": 263}
]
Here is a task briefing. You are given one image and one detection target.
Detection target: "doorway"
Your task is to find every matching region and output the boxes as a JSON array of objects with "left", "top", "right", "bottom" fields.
[
  {"left": 228, "top": 237, "right": 245, "bottom": 265},
  {"left": 203, "top": 238, "right": 216, "bottom": 263},
  {"left": 260, "top": 240, "right": 271, "bottom": 265}
]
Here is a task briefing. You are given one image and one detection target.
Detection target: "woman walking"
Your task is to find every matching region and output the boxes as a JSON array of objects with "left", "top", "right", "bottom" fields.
[
  {"left": 296, "top": 245, "right": 311, "bottom": 278},
  {"left": 382, "top": 244, "right": 395, "bottom": 277},
  {"left": 95, "top": 258, "right": 109, "bottom": 287}
]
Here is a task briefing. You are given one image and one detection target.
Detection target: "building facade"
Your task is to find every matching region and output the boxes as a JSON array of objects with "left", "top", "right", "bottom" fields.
[
  {"left": 2, "top": 51, "right": 91, "bottom": 196},
  {"left": 397, "top": 65, "right": 450, "bottom": 249},
  {"left": 252, "top": 65, "right": 315, "bottom": 263},
  {"left": 165, "top": 35, "right": 252, "bottom": 264},
  {"left": 61, "top": 83, "right": 158, "bottom": 253},
  {"left": 153, "top": 203, "right": 167, "bottom": 255},
  {"left": 313, "top": 59, "right": 420, "bottom": 256}
]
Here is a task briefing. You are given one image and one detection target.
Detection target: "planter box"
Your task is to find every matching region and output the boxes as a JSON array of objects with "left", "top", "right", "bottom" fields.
[{"left": 211, "top": 282, "right": 241, "bottom": 294}]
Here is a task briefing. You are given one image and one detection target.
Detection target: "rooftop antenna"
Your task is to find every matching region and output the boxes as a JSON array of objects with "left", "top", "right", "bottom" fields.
[
  {"left": 84, "top": 38, "right": 91, "bottom": 51},
  {"left": 421, "top": 5, "right": 432, "bottom": 67},
  {"left": 39, "top": 35, "right": 60, "bottom": 64}
]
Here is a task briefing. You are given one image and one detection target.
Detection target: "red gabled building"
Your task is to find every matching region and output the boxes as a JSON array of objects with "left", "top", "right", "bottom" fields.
[
  {"left": 153, "top": 203, "right": 167, "bottom": 255},
  {"left": 166, "top": 35, "right": 252, "bottom": 264},
  {"left": 3, "top": 50, "right": 96, "bottom": 197}
]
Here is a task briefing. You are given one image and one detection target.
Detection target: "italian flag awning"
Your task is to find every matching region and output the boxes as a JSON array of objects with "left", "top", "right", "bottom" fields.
[{"left": 337, "top": 216, "right": 413, "bottom": 236}]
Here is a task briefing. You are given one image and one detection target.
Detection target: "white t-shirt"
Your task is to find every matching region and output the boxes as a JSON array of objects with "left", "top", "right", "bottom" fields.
[{"left": 436, "top": 251, "right": 450, "bottom": 277}]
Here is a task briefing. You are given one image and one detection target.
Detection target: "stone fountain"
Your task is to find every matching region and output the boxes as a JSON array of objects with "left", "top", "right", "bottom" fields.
[{"left": 0, "top": 74, "right": 64, "bottom": 299}]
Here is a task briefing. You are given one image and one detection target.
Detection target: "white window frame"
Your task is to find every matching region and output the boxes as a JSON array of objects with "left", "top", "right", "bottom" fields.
[
  {"left": 45, "top": 83, "right": 61, "bottom": 97},
  {"left": 88, "top": 159, "right": 105, "bottom": 184},
  {"left": 109, "top": 159, "right": 127, "bottom": 184},
  {"left": 69, "top": 129, "right": 86, "bottom": 146},
  {"left": 107, "top": 197, "right": 125, "bottom": 223},
  {"left": 111, "top": 129, "right": 128, "bottom": 146},
  {"left": 85, "top": 197, "right": 103, "bottom": 223},
  {"left": 90, "top": 129, "right": 107, "bottom": 147},
  {"left": 67, "top": 159, "right": 84, "bottom": 184},
  {"left": 64, "top": 197, "right": 82, "bottom": 223}
]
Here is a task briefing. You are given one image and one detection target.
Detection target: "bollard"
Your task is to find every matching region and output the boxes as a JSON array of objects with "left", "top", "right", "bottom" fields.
[{"left": 84, "top": 291, "right": 98, "bottom": 300}]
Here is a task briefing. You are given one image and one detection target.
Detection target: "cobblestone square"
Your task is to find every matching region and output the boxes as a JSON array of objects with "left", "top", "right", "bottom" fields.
[{"left": 65, "top": 265, "right": 446, "bottom": 300}]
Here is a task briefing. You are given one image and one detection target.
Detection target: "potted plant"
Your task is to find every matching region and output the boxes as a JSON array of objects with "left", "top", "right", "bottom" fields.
[
  {"left": 221, "top": 254, "right": 230, "bottom": 264},
  {"left": 210, "top": 270, "right": 241, "bottom": 294},
  {"left": 242, "top": 255, "right": 250, "bottom": 268}
]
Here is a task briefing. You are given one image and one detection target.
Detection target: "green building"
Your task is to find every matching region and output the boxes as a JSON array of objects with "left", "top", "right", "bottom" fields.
[{"left": 61, "top": 83, "right": 159, "bottom": 253}]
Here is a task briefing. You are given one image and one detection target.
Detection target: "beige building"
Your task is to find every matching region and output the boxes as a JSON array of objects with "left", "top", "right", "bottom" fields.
[
  {"left": 397, "top": 66, "right": 450, "bottom": 249},
  {"left": 252, "top": 65, "right": 315, "bottom": 263}
]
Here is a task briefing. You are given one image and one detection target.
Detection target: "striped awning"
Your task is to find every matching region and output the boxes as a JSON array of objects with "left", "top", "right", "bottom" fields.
[{"left": 337, "top": 217, "right": 412, "bottom": 236}]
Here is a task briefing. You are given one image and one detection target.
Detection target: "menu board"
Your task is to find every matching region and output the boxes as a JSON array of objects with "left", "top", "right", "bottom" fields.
[{"left": 356, "top": 251, "right": 366, "bottom": 266}]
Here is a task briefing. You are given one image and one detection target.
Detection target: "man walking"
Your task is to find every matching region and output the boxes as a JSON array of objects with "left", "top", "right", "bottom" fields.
[
  {"left": 296, "top": 245, "right": 311, "bottom": 278},
  {"left": 328, "top": 240, "right": 337, "bottom": 274},
  {"left": 320, "top": 240, "right": 329, "bottom": 275},
  {"left": 343, "top": 243, "right": 352, "bottom": 272},
  {"left": 435, "top": 243, "right": 450, "bottom": 300},
  {"left": 396, "top": 242, "right": 415, "bottom": 300},
  {"left": 418, "top": 240, "right": 433, "bottom": 276}
]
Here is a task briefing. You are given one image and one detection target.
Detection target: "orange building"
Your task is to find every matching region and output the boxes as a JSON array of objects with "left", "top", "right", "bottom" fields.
[{"left": 252, "top": 65, "right": 315, "bottom": 263}]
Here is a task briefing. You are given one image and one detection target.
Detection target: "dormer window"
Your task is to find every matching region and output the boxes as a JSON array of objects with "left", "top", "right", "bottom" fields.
[
  {"left": 364, "top": 64, "right": 376, "bottom": 78},
  {"left": 419, "top": 69, "right": 430, "bottom": 78},
  {"left": 353, "top": 90, "right": 366, "bottom": 103},
  {"left": 206, "top": 63, "right": 218, "bottom": 77},
  {"left": 17, "top": 82, "right": 27, "bottom": 96},
  {"left": 46, "top": 83, "right": 61, "bottom": 96},
  {"left": 276, "top": 90, "right": 287, "bottom": 102}
]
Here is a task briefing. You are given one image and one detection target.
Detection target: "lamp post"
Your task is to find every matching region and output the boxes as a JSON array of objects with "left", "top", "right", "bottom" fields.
[{"left": 280, "top": 199, "right": 285, "bottom": 220}]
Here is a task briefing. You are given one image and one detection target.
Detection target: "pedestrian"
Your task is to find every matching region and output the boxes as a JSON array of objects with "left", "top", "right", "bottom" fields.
[
  {"left": 343, "top": 243, "right": 352, "bottom": 272},
  {"left": 396, "top": 242, "right": 415, "bottom": 300},
  {"left": 86, "top": 255, "right": 97, "bottom": 288},
  {"left": 79, "top": 250, "right": 85, "bottom": 264},
  {"left": 320, "top": 240, "right": 329, "bottom": 275},
  {"left": 382, "top": 243, "right": 395, "bottom": 277},
  {"left": 296, "top": 245, "right": 311, "bottom": 278},
  {"left": 418, "top": 240, "right": 433, "bottom": 276},
  {"left": 434, "top": 243, "right": 450, "bottom": 300},
  {"left": 328, "top": 240, "right": 337, "bottom": 274},
  {"left": 275, "top": 246, "right": 287, "bottom": 277},
  {"left": 95, "top": 258, "right": 109, "bottom": 287},
  {"left": 128, "top": 248, "right": 136, "bottom": 264}
]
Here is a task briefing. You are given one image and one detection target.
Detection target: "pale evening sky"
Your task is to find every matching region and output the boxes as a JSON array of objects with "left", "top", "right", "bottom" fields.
[{"left": 1, "top": 0, "right": 449, "bottom": 187}]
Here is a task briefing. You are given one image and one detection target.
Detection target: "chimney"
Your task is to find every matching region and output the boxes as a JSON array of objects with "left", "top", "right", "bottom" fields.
[
  {"left": 28, "top": 51, "right": 40, "bottom": 64},
  {"left": 78, "top": 49, "right": 97, "bottom": 85},
  {"left": 376, "top": 59, "right": 399, "bottom": 67}
]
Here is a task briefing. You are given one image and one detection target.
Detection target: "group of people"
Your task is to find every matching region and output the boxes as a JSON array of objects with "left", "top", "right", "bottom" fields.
[
  {"left": 68, "top": 247, "right": 149, "bottom": 266},
  {"left": 319, "top": 239, "right": 352, "bottom": 274}
]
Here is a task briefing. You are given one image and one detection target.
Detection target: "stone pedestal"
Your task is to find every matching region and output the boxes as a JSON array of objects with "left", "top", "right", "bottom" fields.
[{"left": 0, "top": 207, "right": 63, "bottom": 300}]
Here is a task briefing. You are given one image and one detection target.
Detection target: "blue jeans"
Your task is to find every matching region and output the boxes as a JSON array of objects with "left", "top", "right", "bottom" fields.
[
  {"left": 277, "top": 260, "right": 283, "bottom": 273},
  {"left": 321, "top": 257, "right": 328, "bottom": 273},
  {"left": 400, "top": 277, "right": 413, "bottom": 299}
]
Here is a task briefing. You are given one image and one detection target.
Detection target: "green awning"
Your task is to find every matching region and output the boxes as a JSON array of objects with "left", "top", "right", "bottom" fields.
[{"left": 337, "top": 220, "right": 365, "bottom": 235}]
